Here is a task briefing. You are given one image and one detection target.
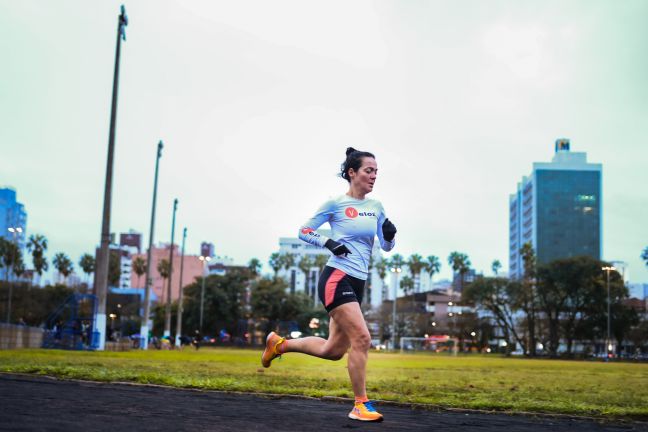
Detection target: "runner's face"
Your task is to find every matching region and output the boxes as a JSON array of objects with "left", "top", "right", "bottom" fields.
[{"left": 349, "top": 157, "right": 378, "bottom": 194}]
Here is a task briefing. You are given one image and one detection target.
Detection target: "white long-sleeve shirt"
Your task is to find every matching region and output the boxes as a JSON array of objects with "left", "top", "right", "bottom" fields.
[{"left": 298, "top": 194, "right": 395, "bottom": 280}]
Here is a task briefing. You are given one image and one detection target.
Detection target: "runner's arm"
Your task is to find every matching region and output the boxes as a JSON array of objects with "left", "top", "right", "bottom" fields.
[
  {"left": 377, "top": 204, "right": 396, "bottom": 252},
  {"left": 298, "top": 199, "right": 335, "bottom": 248}
]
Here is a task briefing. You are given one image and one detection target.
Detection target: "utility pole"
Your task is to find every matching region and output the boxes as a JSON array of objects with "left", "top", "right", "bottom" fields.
[
  {"left": 175, "top": 227, "right": 187, "bottom": 347},
  {"left": 164, "top": 199, "right": 178, "bottom": 337},
  {"left": 140, "top": 141, "right": 163, "bottom": 349},
  {"left": 94, "top": 5, "right": 128, "bottom": 350}
]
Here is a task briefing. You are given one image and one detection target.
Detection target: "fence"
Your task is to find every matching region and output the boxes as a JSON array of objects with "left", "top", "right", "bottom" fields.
[{"left": 0, "top": 323, "right": 44, "bottom": 349}]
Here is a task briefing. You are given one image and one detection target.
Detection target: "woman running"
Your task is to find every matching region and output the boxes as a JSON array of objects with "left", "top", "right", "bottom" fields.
[{"left": 261, "top": 147, "right": 397, "bottom": 422}]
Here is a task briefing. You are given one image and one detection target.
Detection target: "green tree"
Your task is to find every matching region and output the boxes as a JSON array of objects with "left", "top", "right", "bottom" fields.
[
  {"left": 464, "top": 276, "right": 525, "bottom": 355},
  {"left": 519, "top": 242, "right": 537, "bottom": 356},
  {"left": 374, "top": 257, "right": 388, "bottom": 300},
  {"left": 448, "top": 252, "right": 471, "bottom": 292},
  {"left": 132, "top": 256, "right": 146, "bottom": 288},
  {"left": 181, "top": 269, "right": 251, "bottom": 338},
  {"left": 406, "top": 254, "right": 424, "bottom": 292},
  {"left": 491, "top": 259, "right": 502, "bottom": 276},
  {"left": 314, "top": 254, "right": 328, "bottom": 273},
  {"left": 297, "top": 255, "right": 314, "bottom": 297},
  {"left": 52, "top": 253, "right": 74, "bottom": 285},
  {"left": 1, "top": 238, "right": 21, "bottom": 283},
  {"left": 424, "top": 255, "right": 441, "bottom": 288},
  {"left": 268, "top": 252, "right": 282, "bottom": 276},
  {"left": 157, "top": 259, "right": 170, "bottom": 303},
  {"left": 108, "top": 250, "right": 121, "bottom": 287},
  {"left": 79, "top": 253, "right": 95, "bottom": 287},
  {"left": 642, "top": 247, "right": 648, "bottom": 268},
  {"left": 388, "top": 253, "right": 405, "bottom": 270},
  {"left": 248, "top": 258, "right": 262, "bottom": 278},
  {"left": 27, "top": 234, "right": 48, "bottom": 285}
]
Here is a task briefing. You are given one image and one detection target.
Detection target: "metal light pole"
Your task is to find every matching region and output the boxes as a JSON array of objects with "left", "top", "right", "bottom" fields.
[
  {"left": 140, "top": 141, "right": 163, "bottom": 349},
  {"left": 175, "top": 227, "right": 187, "bottom": 347},
  {"left": 94, "top": 5, "right": 128, "bottom": 351},
  {"left": 164, "top": 199, "right": 178, "bottom": 337},
  {"left": 390, "top": 266, "right": 401, "bottom": 350},
  {"left": 602, "top": 266, "right": 616, "bottom": 361},
  {"left": 198, "top": 255, "right": 211, "bottom": 333}
]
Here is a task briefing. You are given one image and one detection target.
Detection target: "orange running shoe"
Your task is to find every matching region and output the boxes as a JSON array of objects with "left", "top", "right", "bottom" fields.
[
  {"left": 348, "top": 400, "right": 383, "bottom": 422},
  {"left": 261, "top": 332, "right": 286, "bottom": 368}
]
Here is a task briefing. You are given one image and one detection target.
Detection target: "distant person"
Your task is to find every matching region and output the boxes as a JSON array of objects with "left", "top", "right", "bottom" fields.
[{"left": 261, "top": 147, "right": 396, "bottom": 422}]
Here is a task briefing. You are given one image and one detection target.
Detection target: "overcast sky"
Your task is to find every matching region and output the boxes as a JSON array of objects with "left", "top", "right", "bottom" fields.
[{"left": 1, "top": 1, "right": 647, "bottom": 287}]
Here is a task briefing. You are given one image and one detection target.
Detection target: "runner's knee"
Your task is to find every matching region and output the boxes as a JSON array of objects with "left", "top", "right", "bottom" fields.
[
  {"left": 351, "top": 332, "right": 371, "bottom": 352},
  {"left": 322, "top": 344, "right": 348, "bottom": 360}
]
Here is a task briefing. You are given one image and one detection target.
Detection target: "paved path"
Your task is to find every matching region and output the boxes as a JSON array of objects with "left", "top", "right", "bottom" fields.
[{"left": 1, "top": 374, "right": 645, "bottom": 431}]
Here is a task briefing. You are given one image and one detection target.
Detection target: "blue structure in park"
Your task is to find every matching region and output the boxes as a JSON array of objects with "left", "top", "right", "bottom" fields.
[{"left": 42, "top": 294, "right": 99, "bottom": 350}]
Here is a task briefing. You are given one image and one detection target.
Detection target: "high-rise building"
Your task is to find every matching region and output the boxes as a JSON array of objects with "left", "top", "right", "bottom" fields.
[
  {"left": 120, "top": 230, "right": 142, "bottom": 253},
  {"left": 200, "top": 242, "right": 215, "bottom": 258},
  {"left": 0, "top": 187, "right": 27, "bottom": 281},
  {"left": 0, "top": 187, "right": 27, "bottom": 248},
  {"left": 509, "top": 139, "right": 602, "bottom": 279}
]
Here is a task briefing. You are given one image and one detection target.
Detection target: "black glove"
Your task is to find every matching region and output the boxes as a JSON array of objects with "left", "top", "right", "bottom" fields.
[
  {"left": 324, "top": 239, "right": 352, "bottom": 257},
  {"left": 382, "top": 218, "right": 397, "bottom": 241}
]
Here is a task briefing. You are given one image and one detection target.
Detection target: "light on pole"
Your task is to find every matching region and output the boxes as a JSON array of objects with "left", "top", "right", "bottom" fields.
[
  {"left": 602, "top": 266, "right": 616, "bottom": 361},
  {"left": 141, "top": 141, "right": 163, "bottom": 349},
  {"left": 163, "top": 199, "right": 178, "bottom": 338},
  {"left": 175, "top": 227, "right": 187, "bottom": 347},
  {"left": 390, "top": 266, "right": 401, "bottom": 350},
  {"left": 94, "top": 5, "right": 128, "bottom": 351},
  {"left": 198, "top": 255, "right": 212, "bottom": 334}
]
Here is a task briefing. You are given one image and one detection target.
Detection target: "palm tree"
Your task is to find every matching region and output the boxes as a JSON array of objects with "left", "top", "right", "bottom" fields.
[
  {"left": 492, "top": 259, "right": 502, "bottom": 276},
  {"left": 132, "top": 256, "right": 146, "bottom": 288},
  {"left": 406, "top": 254, "right": 424, "bottom": 292},
  {"left": 157, "top": 259, "right": 171, "bottom": 303},
  {"left": 374, "top": 257, "right": 388, "bottom": 300},
  {"left": 53, "top": 253, "right": 74, "bottom": 285},
  {"left": 79, "top": 253, "right": 96, "bottom": 287},
  {"left": 269, "top": 253, "right": 282, "bottom": 277},
  {"left": 27, "top": 234, "right": 48, "bottom": 285},
  {"left": 1, "top": 238, "right": 23, "bottom": 323},
  {"left": 641, "top": 247, "right": 648, "bottom": 269},
  {"left": 447, "top": 252, "right": 471, "bottom": 293},
  {"left": 400, "top": 275, "right": 415, "bottom": 312},
  {"left": 297, "top": 255, "right": 314, "bottom": 296},
  {"left": 248, "top": 258, "right": 262, "bottom": 278},
  {"left": 388, "top": 253, "right": 405, "bottom": 271},
  {"left": 1, "top": 238, "right": 21, "bottom": 283},
  {"left": 424, "top": 255, "right": 441, "bottom": 289},
  {"left": 314, "top": 254, "right": 328, "bottom": 274}
]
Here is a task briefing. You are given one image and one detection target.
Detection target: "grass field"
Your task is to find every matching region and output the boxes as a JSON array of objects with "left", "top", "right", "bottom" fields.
[{"left": 1, "top": 348, "right": 647, "bottom": 419}]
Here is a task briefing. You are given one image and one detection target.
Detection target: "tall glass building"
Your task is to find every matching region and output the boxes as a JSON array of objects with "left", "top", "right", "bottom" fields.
[
  {"left": 0, "top": 187, "right": 28, "bottom": 280},
  {"left": 509, "top": 140, "right": 602, "bottom": 279}
]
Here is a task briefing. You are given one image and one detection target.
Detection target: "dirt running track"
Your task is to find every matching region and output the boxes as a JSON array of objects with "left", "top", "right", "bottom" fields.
[{"left": 1, "top": 374, "right": 645, "bottom": 432}]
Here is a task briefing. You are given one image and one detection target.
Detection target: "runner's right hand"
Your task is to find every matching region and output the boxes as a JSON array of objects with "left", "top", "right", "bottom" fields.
[{"left": 325, "top": 239, "right": 352, "bottom": 257}]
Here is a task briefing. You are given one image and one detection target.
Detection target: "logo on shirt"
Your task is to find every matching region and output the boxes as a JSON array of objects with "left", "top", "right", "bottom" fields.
[
  {"left": 301, "top": 227, "right": 314, "bottom": 235},
  {"left": 345, "top": 207, "right": 358, "bottom": 218},
  {"left": 345, "top": 207, "right": 376, "bottom": 218}
]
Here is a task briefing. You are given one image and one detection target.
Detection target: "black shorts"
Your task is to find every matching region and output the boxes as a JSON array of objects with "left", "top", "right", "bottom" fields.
[{"left": 318, "top": 266, "right": 366, "bottom": 313}]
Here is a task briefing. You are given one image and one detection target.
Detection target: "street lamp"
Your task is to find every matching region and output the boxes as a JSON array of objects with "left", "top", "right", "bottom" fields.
[
  {"left": 95, "top": 4, "right": 129, "bottom": 351},
  {"left": 390, "top": 266, "right": 401, "bottom": 350},
  {"left": 198, "top": 255, "right": 212, "bottom": 333},
  {"left": 602, "top": 266, "right": 616, "bottom": 361}
]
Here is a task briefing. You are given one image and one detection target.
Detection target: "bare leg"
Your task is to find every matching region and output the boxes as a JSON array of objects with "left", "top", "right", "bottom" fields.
[
  {"left": 329, "top": 302, "right": 371, "bottom": 398},
  {"left": 284, "top": 316, "right": 350, "bottom": 360}
]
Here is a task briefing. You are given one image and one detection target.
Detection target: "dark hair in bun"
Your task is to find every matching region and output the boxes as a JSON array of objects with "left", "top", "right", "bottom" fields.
[{"left": 340, "top": 147, "right": 375, "bottom": 182}]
